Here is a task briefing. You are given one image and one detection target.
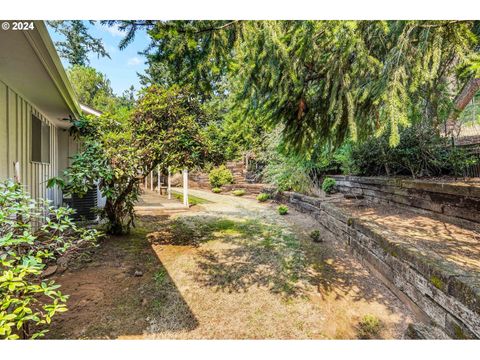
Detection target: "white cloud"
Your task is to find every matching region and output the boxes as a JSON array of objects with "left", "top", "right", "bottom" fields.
[
  {"left": 98, "top": 23, "right": 124, "bottom": 37},
  {"left": 127, "top": 56, "right": 142, "bottom": 66}
]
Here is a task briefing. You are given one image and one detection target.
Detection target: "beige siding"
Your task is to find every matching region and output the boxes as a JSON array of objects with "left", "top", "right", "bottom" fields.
[{"left": 0, "top": 80, "right": 75, "bottom": 206}]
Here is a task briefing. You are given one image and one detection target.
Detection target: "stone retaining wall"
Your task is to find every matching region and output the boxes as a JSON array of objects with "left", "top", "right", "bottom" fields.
[
  {"left": 276, "top": 191, "right": 480, "bottom": 339},
  {"left": 331, "top": 176, "right": 480, "bottom": 225}
]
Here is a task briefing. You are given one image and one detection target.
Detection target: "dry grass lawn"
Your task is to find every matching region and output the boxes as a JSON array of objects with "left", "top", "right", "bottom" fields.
[{"left": 47, "top": 191, "right": 415, "bottom": 339}]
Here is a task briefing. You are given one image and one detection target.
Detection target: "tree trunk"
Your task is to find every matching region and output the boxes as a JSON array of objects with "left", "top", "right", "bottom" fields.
[
  {"left": 453, "top": 78, "right": 480, "bottom": 116},
  {"left": 104, "top": 199, "right": 125, "bottom": 235},
  {"left": 445, "top": 78, "right": 480, "bottom": 137}
]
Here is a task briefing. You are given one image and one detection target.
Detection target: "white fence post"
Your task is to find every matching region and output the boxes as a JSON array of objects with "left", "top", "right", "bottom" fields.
[
  {"left": 157, "top": 165, "right": 161, "bottom": 194},
  {"left": 167, "top": 168, "right": 172, "bottom": 200},
  {"left": 150, "top": 171, "right": 154, "bottom": 191},
  {"left": 183, "top": 168, "right": 189, "bottom": 207}
]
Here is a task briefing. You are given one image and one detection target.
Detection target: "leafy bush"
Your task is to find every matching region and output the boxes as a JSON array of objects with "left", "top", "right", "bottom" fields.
[
  {"left": 321, "top": 177, "right": 337, "bottom": 194},
  {"left": 357, "top": 314, "right": 383, "bottom": 339},
  {"left": 0, "top": 180, "right": 100, "bottom": 339},
  {"left": 209, "top": 165, "right": 234, "bottom": 188},
  {"left": 262, "top": 157, "right": 313, "bottom": 193},
  {"left": 211, "top": 187, "right": 222, "bottom": 193},
  {"left": 349, "top": 123, "right": 478, "bottom": 178},
  {"left": 258, "top": 127, "right": 314, "bottom": 193},
  {"left": 277, "top": 205, "right": 289, "bottom": 215},
  {"left": 445, "top": 146, "right": 479, "bottom": 177},
  {"left": 256, "top": 193, "right": 270, "bottom": 202},
  {"left": 314, "top": 142, "right": 357, "bottom": 176},
  {"left": 232, "top": 189, "right": 246, "bottom": 196},
  {"left": 309, "top": 230, "right": 322, "bottom": 242}
]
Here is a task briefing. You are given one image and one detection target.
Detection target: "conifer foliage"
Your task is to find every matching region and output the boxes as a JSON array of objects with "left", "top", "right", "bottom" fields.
[{"left": 109, "top": 20, "right": 479, "bottom": 152}]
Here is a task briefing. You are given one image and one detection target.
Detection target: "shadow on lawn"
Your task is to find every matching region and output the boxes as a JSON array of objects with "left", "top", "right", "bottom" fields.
[
  {"left": 46, "top": 217, "right": 198, "bottom": 339},
  {"left": 148, "top": 214, "right": 402, "bottom": 306}
]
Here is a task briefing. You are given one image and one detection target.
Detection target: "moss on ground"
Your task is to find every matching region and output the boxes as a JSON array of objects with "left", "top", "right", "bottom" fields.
[{"left": 430, "top": 275, "right": 444, "bottom": 290}]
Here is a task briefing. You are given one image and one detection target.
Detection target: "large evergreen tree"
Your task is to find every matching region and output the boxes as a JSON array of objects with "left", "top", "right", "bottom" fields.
[
  {"left": 109, "top": 20, "right": 480, "bottom": 152},
  {"left": 48, "top": 21, "right": 110, "bottom": 66}
]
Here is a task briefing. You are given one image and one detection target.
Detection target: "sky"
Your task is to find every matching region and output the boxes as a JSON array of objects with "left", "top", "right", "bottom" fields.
[{"left": 47, "top": 21, "right": 151, "bottom": 96}]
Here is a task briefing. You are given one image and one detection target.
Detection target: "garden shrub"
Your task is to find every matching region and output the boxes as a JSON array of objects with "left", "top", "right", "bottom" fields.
[
  {"left": 258, "top": 127, "right": 314, "bottom": 193},
  {"left": 349, "top": 123, "right": 478, "bottom": 178},
  {"left": 211, "top": 187, "right": 222, "bottom": 193},
  {"left": 256, "top": 193, "right": 270, "bottom": 202},
  {"left": 309, "top": 229, "right": 322, "bottom": 242},
  {"left": 357, "top": 314, "right": 383, "bottom": 339},
  {"left": 0, "top": 180, "right": 100, "bottom": 339},
  {"left": 262, "top": 158, "right": 313, "bottom": 193},
  {"left": 208, "top": 165, "right": 234, "bottom": 188},
  {"left": 314, "top": 142, "right": 357, "bottom": 176},
  {"left": 232, "top": 189, "right": 246, "bottom": 196},
  {"left": 321, "top": 177, "right": 336, "bottom": 194},
  {"left": 277, "top": 205, "right": 289, "bottom": 215}
]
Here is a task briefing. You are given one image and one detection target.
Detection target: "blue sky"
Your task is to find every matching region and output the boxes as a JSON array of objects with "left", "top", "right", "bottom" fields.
[{"left": 47, "top": 22, "right": 151, "bottom": 96}]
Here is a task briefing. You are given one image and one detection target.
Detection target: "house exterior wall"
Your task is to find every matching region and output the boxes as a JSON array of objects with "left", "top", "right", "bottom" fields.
[{"left": 0, "top": 79, "right": 78, "bottom": 206}]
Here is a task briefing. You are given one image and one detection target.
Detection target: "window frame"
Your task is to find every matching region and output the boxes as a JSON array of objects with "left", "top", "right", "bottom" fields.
[{"left": 31, "top": 114, "right": 51, "bottom": 164}]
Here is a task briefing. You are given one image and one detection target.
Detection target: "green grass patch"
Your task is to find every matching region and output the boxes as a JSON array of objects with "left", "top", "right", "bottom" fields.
[
  {"left": 171, "top": 191, "right": 211, "bottom": 206},
  {"left": 153, "top": 268, "right": 167, "bottom": 285}
]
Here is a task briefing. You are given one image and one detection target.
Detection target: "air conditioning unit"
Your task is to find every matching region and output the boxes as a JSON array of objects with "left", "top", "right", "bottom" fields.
[{"left": 63, "top": 187, "right": 99, "bottom": 222}]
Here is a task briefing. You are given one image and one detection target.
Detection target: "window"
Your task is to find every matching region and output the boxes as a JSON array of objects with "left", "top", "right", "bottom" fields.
[{"left": 31, "top": 114, "right": 50, "bottom": 163}]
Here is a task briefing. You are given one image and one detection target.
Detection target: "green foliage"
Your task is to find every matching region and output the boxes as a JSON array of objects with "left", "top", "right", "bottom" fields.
[
  {"left": 0, "top": 180, "right": 100, "bottom": 339},
  {"left": 232, "top": 189, "right": 246, "bottom": 196},
  {"left": 315, "top": 143, "right": 357, "bottom": 176},
  {"left": 321, "top": 177, "right": 337, "bottom": 194},
  {"left": 114, "top": 20, "right": 479, "bottom": 153},
  {"left": 309, "top": 230, "right": 322, "bottom": 242},
  {"left": 277, "top": 205, "right": 289, "bottom": 215},
  {"left": 357, "top": 314, "right": 383, "bottom": 339},
  {"left": 256, "top": 193, "right": 270, "bottom": 202},
  {"left": 348, "top": 123, "right": 478, "bottom": 178},
  {"left": 211, "top": 187, "right": 222, "bottom": 193},
  {"left": 67, "top": 65, "right": 135, "bottom": 113},
  {"left": 58, "top": 85, "right": 212, "bottom": 235},
  {"left": 445, "top": 146, "right": 479, "bottom": 177},
  {"left": 259, "top": 128, "right": 314, "bottom": 193},
  {"left": 47, "top": 21, "right": 110, "bottom": 66},
  {"left": 208, "top": 165, "right": 234, "bottom": 188}
]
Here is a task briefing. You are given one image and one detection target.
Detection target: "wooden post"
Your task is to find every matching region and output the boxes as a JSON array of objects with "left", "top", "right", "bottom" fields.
[
  {"left": 157, "top": 165, "right": 161, "bottom": 194},
  {"left": 144, "top": 174, "right": 147, "bottom": 189},
  {"left": 13, "top": 161, "right": 21, "bottom": 184},
  {"left": 183, "top": 168, "right": 189, "bottom": 207},
  {"left": 150, "top": 171, "right": 154, "bottom": 191},
  {"left": 167, "top": 168, "right": 172, "bottom": 200}
]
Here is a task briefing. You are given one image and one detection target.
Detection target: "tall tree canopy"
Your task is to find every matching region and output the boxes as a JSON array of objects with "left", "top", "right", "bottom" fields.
[
  {"left": 48, "top": 21, "right": 110, "bottom": 66},
  {"left": 109, "top": 20, "right": 480, "bottom": 152},
  {"left": 67, "top": 65, "right": 136, "bottom": 112}
]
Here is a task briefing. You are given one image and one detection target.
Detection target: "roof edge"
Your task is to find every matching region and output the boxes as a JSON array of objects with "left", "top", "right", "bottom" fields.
[{"left": 23, "top": 21, "right": 82, "bottom": 119}]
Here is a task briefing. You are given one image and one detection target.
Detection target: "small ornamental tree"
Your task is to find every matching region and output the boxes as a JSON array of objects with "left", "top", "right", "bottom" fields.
[
  {"left": 0, "top": 180, "right": 100, "bottom": 339},
  {"left": 55, "top": 85, "right": 212, "bottom": 235}
]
